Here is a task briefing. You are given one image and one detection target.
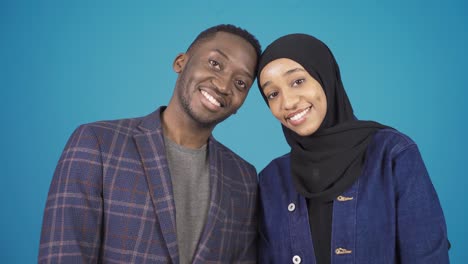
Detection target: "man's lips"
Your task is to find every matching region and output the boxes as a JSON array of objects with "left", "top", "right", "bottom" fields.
[{"left": 200, "top": 88, "right": 225, "bottom": 107}]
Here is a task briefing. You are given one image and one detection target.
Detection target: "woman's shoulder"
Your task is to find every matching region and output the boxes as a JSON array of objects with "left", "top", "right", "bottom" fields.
[
  {"left": 374, "top": 128, "right": 413, "bottom": 141},
  {"left": 258, "top": 153, "right": 291, "bottom": 182},
  {"left": 373, "top": 128, "right": 416, "bottom": 147},
  {"left": 370, "top": 128, "right": 419, "bottom": 157},
  {"left": 261, "top": 152, "right": 290, "bottom": 169}
]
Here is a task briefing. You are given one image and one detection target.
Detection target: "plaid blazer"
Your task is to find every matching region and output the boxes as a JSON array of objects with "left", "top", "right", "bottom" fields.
[{"left": 39, "top": 107, "right": 258, "bottom": 263}]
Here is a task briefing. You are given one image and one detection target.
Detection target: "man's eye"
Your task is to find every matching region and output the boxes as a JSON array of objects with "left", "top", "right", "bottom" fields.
[
  {"left": 236, "top": 80, "right": 246, "bottom": 88},
  {"left": 267, "top": 91, "right": 279, "bottom": 100},
  {"left": 209, "top": 59, "right": 221, "bottom": 70}
]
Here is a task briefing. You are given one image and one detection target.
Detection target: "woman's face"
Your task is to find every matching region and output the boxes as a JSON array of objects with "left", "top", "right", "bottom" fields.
[{"left": 260, "top": 58, "right": 327, "bottom": 136}]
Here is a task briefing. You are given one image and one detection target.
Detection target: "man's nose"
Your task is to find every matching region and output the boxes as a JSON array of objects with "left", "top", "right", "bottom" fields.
[{"left": 212, "top": 73, "right": 233, "bottom": 95}]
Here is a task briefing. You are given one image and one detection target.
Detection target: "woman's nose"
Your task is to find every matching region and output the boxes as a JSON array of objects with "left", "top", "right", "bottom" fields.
[{"left": 282, "top": 91, "right": 299, "bottom": 110}]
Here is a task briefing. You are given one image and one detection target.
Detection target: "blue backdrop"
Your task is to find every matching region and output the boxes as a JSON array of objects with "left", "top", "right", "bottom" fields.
[{"left": 2, "top": 0, "right": 467, "bottom": 262}]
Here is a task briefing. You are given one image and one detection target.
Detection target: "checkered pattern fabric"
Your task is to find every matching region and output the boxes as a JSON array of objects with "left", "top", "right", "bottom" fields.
[{"left": 39, "top": 107, "right": 258, "bottom": 263}]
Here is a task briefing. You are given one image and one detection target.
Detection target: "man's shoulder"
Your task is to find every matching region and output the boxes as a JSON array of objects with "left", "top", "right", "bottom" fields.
[
  {"left": 75, "top": 108, "right": 164, "bottom": 139},
  {"left": 79, "top": 115, "right": 145, "bottom": 138},
  {"left": 210, "top": 138, "right": 255, "bottom": 171},
  {"left": 62, "top": 115, "right": 147, "bottom": 154}
]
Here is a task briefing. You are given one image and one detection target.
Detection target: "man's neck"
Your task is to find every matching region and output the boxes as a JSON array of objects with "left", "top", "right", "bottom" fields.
[{"left": 161, "top": 105, "right": 213, "bottom": 149}]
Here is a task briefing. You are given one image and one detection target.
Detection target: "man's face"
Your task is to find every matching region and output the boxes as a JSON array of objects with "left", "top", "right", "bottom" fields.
[{"left": 173, "top": 32, "right": 257, "bottom": 128}]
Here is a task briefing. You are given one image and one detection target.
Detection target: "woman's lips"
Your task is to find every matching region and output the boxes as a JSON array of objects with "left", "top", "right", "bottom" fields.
[{"left": 286, "top": 106, "right": 311, "bottom": 126}]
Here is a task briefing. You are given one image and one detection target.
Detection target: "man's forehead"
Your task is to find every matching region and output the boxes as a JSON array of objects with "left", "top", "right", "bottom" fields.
[
  {"left": 198, "top": 32, "right": 251, "bottom": 50},
  {"left": 189, "top": 32, "right": 257, "bottom": 74}
]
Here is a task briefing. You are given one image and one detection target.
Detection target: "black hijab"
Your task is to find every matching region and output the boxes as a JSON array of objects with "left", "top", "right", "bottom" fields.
[{"left": 258, "top": 34, "right": 388, "bottom": 201}]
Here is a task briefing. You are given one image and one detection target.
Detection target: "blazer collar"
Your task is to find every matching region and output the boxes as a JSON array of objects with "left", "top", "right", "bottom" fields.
[
  {"left": 135, "top": 106, "right": 166, "bottom": 134},
  {"left": 133, "top": 107, "right": 232, "bottom": 262},
  {"left": 192, "top": 138, "right": 233, "bottom": 262}
]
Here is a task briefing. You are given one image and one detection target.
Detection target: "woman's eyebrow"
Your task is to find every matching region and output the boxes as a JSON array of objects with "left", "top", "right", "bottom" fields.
[
  {"left": 283, "top": 68, "right": 305, "bottom": 76},
  {"left": 262, "top": 68, "right": 305, "bottom": 89},
  {"left": 261, "top": 80, "right": 271, "bottom": 90}
]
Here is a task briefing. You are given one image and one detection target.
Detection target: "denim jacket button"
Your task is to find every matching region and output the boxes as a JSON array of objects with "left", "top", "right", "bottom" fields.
[
  {"left": 335, "top": 247, "right": 352, "bottom": 255},
  {"left": 337, "top": 195, "right": 354, "bottom": 202},
  {"left": 288, "top": 203, "right": 296, "bottom": 212},
  {"left": 292, "top": 255, "right": 301, "bottom": 263}
]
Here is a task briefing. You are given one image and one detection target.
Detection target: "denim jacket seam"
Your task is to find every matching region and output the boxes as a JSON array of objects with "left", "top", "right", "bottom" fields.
[
  {"left": 391, "top": 143, "right": 417, "bottom": 160},
  {"left": 352, "top": 177, "right": 359, "bottom": 263}
]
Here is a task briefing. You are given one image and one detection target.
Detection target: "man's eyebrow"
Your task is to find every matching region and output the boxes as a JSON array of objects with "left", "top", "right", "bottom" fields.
[
  {"left": 213, "top": 49, "right": 254, "bottom": 80},
  {"left": 214, "top": 49, "right": 229, "bottom": 60},
  {"left": 261, "top": 68, "right": 305, "bottom": 90},
  {"left": 244, "top": 71, "right": 254, "bottom": 81}
]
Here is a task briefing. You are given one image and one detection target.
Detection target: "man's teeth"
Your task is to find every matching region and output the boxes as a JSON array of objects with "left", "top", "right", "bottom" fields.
[
  {"left": 201, "top": 90, "right": 221, "bottom": 107},
  {"left": 289, "top": 107, "right": 310, "bottom": 121}
]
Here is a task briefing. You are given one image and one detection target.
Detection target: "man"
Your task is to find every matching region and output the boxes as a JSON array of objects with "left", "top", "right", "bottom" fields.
[{"left": 39, "top": 24, "right": 261, "bottom": 263}]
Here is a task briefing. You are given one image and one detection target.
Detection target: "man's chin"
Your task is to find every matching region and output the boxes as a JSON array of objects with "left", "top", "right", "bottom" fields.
[
  {"left": 181, "top": 101, "right": 232, "bottom": 128},
  {"left": 193, "top": 113, "right": 232, "bottom": 129},
  {"left": 196, "top": 116, "right": 228, "bottom": 128}
]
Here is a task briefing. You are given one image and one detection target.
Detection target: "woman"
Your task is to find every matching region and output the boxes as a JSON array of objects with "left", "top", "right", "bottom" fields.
[{"left": 257, "top": 34, "right": 449, "bottom": 264}]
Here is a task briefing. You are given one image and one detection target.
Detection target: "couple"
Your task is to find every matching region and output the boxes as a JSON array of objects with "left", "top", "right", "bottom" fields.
[{"left": 39, "top": 24, "right": 449, "bottom": 263}]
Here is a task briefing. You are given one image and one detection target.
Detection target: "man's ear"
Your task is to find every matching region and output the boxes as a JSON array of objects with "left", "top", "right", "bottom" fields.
[{"left": 173, "top": 53, "right": 187, "bottom": 73}]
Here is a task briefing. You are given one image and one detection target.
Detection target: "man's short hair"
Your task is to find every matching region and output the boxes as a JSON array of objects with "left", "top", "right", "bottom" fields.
[{"left": 187, "top": 24, "right": 261, "bottom": 61}]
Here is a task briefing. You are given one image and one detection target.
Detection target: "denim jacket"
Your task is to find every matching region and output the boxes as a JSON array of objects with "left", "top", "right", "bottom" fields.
[{"left": 258, "top": 129, "right": 449, "bottom": 264}]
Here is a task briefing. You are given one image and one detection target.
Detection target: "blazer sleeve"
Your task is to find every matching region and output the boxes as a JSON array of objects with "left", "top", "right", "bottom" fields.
[
  {"left": 393, "top": 144, "right": 450, "bottom": 263},
  {"left": 257, "top": 170, "right": 273, "bottom": 264},
  {"left": 38, "top": 125, "right": 103, "bottom": 263},
  {"left": 237, "top": 164, "right": 259, "bottom": 263}
]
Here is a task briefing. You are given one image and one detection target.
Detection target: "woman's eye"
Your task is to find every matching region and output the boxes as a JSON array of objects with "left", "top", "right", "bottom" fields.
[
  {"left": 293, "top": 79, "right": 305, "bottom": 86},
  {"left": 209, "top": 59, "right": 221, "bottom": 70},
  {"left": 267, "top": 91, "right": 279, "bottom": 100}
]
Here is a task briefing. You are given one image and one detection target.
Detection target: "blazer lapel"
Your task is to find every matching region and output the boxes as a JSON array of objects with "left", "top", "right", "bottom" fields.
[
  {"left": 192, "top": 137, "right": 232, "bottom": 263},
  {"left": 133, "top": 108, "right": 179, "bottom": 264}
]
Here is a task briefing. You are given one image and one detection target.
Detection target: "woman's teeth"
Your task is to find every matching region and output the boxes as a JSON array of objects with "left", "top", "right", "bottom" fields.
[{"left": 289, "top": 107, "right": 310, "bottom": 121}]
